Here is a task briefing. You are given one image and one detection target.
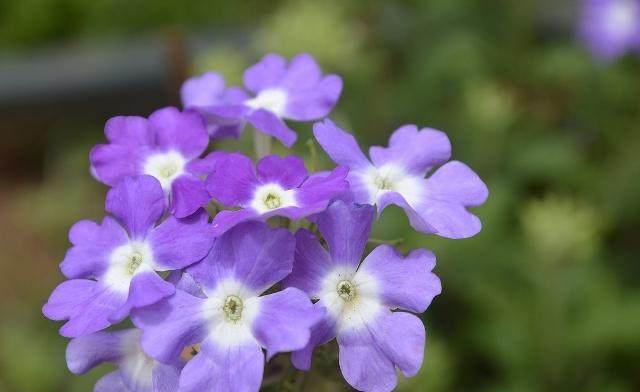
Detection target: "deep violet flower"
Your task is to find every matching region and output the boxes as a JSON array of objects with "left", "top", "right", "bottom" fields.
[
  {"left": 579, "top": 0, "right": 640, "bottom": 61},
  {"left": 180, "top": 53, "right": 343, "bottom": 146},
  {"left": 205, "top": 152, "right": 349, "bottom": 236},
  {"left": 66, "top": 328, "right": 181, "bottom": 392},
  {"left": 131, "top": 222, "right": 319, "bottom": 392},
  {"left": 313, "top": 119, "right": 489, "bottom": 239},
  {"left": 90, "top": 107, "right": 211, "bottom": 218},
  {"left": 42, "top": 175, "right": 214, "bottom": 338},
  {"left": 283, "top": 201, "right": 442, "bottom": 392}
]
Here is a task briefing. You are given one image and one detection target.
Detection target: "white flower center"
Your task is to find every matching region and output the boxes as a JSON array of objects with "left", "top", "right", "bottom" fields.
[
  {"left": 606, "top": 0, "right": 638, "bottom": 36},
  {"left": 104, "top": 241, "right": 155, "bottom": 292},
  {"left": 245, "top": 88, "right": 288, "bottom": 117},
  {"left": 250, "top": 184, "right": 297, "bottom": 214},
  {"left": 318, "top": 267, "right": 382, "bottom": 333},
  {"left": 222, "top": 295, "right": 244, "bottom": 322},
  {"left": 361, "top": 164, "right": 424, "bottom": 206},
  {"left": 121, "top": 330, "right": 154, "bottom": 388},
  {"left": 143, "top": 151, "right": 186, "bottom": 190}
]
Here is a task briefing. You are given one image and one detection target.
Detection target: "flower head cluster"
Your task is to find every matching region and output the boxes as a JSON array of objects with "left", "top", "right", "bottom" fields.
[
  {"left": 579, "top": 0, "right": 640, "bottom": 61},
  {"left": 44, "top": 52, "right": 488, "bottom": 392}
]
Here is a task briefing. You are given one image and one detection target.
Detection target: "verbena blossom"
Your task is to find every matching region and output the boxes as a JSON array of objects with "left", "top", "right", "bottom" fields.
[
  {"left": 66, "top": 328, "right": 181, "bottom": 392},
  {"left": 180, "top": 72, "right": 248, "bottom": 139},
  {"left": 180, "top": 53, "right": 343, "bottom": 146},
  {"left": 90, "top": 107, "right": 211, "bottom": 218},
  {"left": 314, "top": 119, "right": 489, "bottom": 239},
  {"left": 43, "top": 175, "right": 213, "bottom": 337},
  {"left": 284, "top": 201, "right": 442, "bottom": 392},
  {"left": 579, "top": 0, "right": 640, "bottom": 61},
  {"left": 205, "top": 152, "right": 349, "bottom": 236},
  {"left": 131, "top": 222, "right": 319, "bottom": 392}
]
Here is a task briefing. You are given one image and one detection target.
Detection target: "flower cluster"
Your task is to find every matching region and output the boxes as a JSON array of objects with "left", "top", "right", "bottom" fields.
[{"left": 43, "top": 53, "right": 488, "bottom": 392}]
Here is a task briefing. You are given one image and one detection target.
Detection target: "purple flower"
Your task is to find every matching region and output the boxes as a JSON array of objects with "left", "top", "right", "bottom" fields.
[
  {"left": 90, "top": 107, "right": 211, "bottom": 218},
  {"left": 283, "top": 201, "right": 442, "bottom": 392},
  {"left": 205, "top": 152, "right": 349, "bottom": 236},
  {"left": 313, "top": 119, "right": 489, "bottom": 239},
  {"left": 579, "top": 0, "right": 640, "bottom": 61},
  {"left": 66, "top": 328, "right": 181, "bottom": 392},
  {"left": 131, "top": 222, "right": 319, "bottom": 392},
  {"left": 180, "top": 72, "right": 249, "bottom": 139},
  {"left": 42, "top": 175, "right": 214, "bottom": 338},
  {"left": 180, "top": 53, "right": 343, "bottom": 147}
]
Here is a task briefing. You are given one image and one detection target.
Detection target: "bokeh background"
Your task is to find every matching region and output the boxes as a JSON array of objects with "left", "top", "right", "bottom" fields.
[{"left": 1, "top": 0, "right": 639, "bottom": 391}]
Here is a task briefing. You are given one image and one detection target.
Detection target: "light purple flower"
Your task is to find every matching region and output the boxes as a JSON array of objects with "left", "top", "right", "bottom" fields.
[
  {"left": 180, "top": 72, "right": 249, "bottom": 139},
  {"left": 283, "top": 201, "right": 442, "bottom": 392},
  {"left": 42, "top": 175, "right": 214, "bottom": 338},
  {"left": 90, "top": 107, "right": 211, "bottom": 218},
  {"left": 131, "top": 222, "right": 319, "bottom": 392},
  {"left": 66, "top": 328, "right": 182, "bottom": 392},
  {"left": 180, "top": 53, "right": 343, "bottom": 146},
  {"left": 579, "top": 0, "right": 640, "bottom": 61},
  {"left": 313, "top": 119, "right": 489, "bottom": 239},
  {"left": 205, "top": 152, "right": 349, "bottom": 236}
]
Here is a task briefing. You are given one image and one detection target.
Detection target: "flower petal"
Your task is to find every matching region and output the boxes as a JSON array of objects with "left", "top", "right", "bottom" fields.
[
  {"left": 90, "top": 144, "right": 149, "bottom": 186},
  {"left": 94, "top": 371, "right": 128, "bottom": 392},
  {"left": 131, "top": 290, "right": 209, "bottom": 364},
  {"left": 255, "top": 155, "right": 308, "bottom": 189},
  {"left": 60, "top": 217, "right": 128, "bottom": 279},
  {"left": 188, "top": 222, "right": 294, "bottom": 295},
  {"left": 104, "top": 115, "right": 154, "bottom": 147},
  {"left": 170, "top": 175, "right": 211, "bottom": 218},
  {"left": 127, "top": 271, "right": 175, "bottom": 308},
  {"left": 358, "top": 246, "right": 441, "bottom": 313},
  {"left": 181, "top": 72, "right": 226, "bottom": 108},
  {"left": 371, "top": 312, "right": 426, "bottom": 378},
  {"left": 377, "top": 190, "right": 437, "bottom": 234},
  {"left": 285, "top": 75, "right": 342, "bottom": 121},
  {"left": 313, "top": 119, "right": 372, "bottom": 170},
  {"left": 283, "top": 229, "right": 333, "bottom": 297},
  {"left": 66, "top": 330, "right": 126, "bottom": 374},
  {"left": 243, "top": 53, "right": 287, "bottom": 93},
  {"left": 246, "top": 109, "right": 297, "bottom": 147},
  {"left": 147, "top": 209, "right": 213, "bottom": 270},
  {"left": 251, "top": 287, "right": 318, "bottom": 359},
  {"left": 152, "top": 363, "right": 182, "bottom": 392},
  {"left": 205, "top": 152, "right": 259, "bottom": 207},
  {"left": 210, "top": 209, "right": 261, "bottom": 237},
  {"left": 369, "top": 125, "right": 451, "bottom": 175},
  {"left": 290, "top": 307, "right": 336, "bottom": 371},
  {"left": 179, "top": 339, "right": 264, "bottom": 392},
  {"left": 148, "top": 107, "right": 209, "bottom": 159},
  {"left": 105, "top": 175, "right": 165, "bottom": 240}
]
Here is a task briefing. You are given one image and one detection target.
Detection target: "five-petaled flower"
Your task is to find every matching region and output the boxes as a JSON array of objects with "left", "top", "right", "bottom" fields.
[
  {"left": 90, "top": 106, "right": 212, "bottom": 218},
  {"left": 205, "top": 152, "right": 349, "bottom": 236},
  {"left": 314, "top": 119, "right": 489, "bottom": 239},
  {"left": 131, "top": 222, "right": 320, "bottom": 392},
  {"left": 180, "top": 53, "right": 343, "bottom": 147},
  {"left": 43, "top": 175, "right": 214, "bottom": 337},
  {"left": 284, "top": 201, "right": 442, "bottom": 392}
]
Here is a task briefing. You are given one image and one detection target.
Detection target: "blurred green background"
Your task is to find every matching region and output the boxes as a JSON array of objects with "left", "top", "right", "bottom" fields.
[{"left": 1, "top": 0, "right": 639, "bottom": 391}]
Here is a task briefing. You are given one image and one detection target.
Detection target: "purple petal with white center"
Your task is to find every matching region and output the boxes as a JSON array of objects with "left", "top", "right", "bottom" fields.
[
  {"left": 105, "top": 175, "right": 165, "bottom": 240},
  {"left": 147, "top": 209, "right": 213, "bottom": 270},
  {"left": 251, "top": 287, "right": 318, "bottom": 359},
  {"left": 210, "top": 209, "right": 260, "bottom": 237},
  {"left": 90, "top": 144, "right": 151, "bottom": 186},
  {"left": 179, "top": 339, "right": 264, "bottom": 392},
  {"left": 369, "top": 125, "right": 451, "bottom": 175},
  {"left": 243, "top": 54, "right": 287, "bottom": 93},
  {"left": 66, "top": 330, "right": 125, "bottom": 374},
  {"left": 358, "top": 246, "right": 441, "bottom": 313},
  {"left": 127, "top": 271, "right": 175, "bottom": 308},
  {"left": 290, "top": 305, "right": 336, "bottom": 371},
  {"left": 60, "top": 217, "right": 128, "bottom": 279},
  {"left": 131, "top": 290, "right": 209, "bottom": 363},
  {"left": 282, "top": 229, "right": 333, "bottom": 297},
  {"left": 148, "top": 107, "right": 209, "bottom": 159},
  {"left": 313, "top": 119, "right": 372, "bottom": 170},
  {"left": 285, "top": 75, "right": 342, "bottom": 121},
  {"left": 188, "top": 222, "right": 295, "bottom": 295},
  {"left": 95, "top": 371, "right": 128, "bottom": 392},
  {"left": 246, "top": 109, "right": 297, "bottom": 147},
  {"left": 205, "top": 152, "right": 259, "bottom": 207},
  {"left": 43, "top": 279, "right": 128, "bottom": 337},
  {"left": 181, "top": 72, "right": 226, "bottom": 108},
  {"left": 315, "top": 200, "right": 373, "bottom": 268},
  {"left": 256, "top": 155, "right": 308, "bottom": 189},
  {"left": 104, "top": 115, "right": 154, "bottom": 147},
  {"left": 415, "top": 160, "right": 488, "bottom": 238},
  {"left": 169, "top": 174, "right": 211, "bottom": 218}
]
